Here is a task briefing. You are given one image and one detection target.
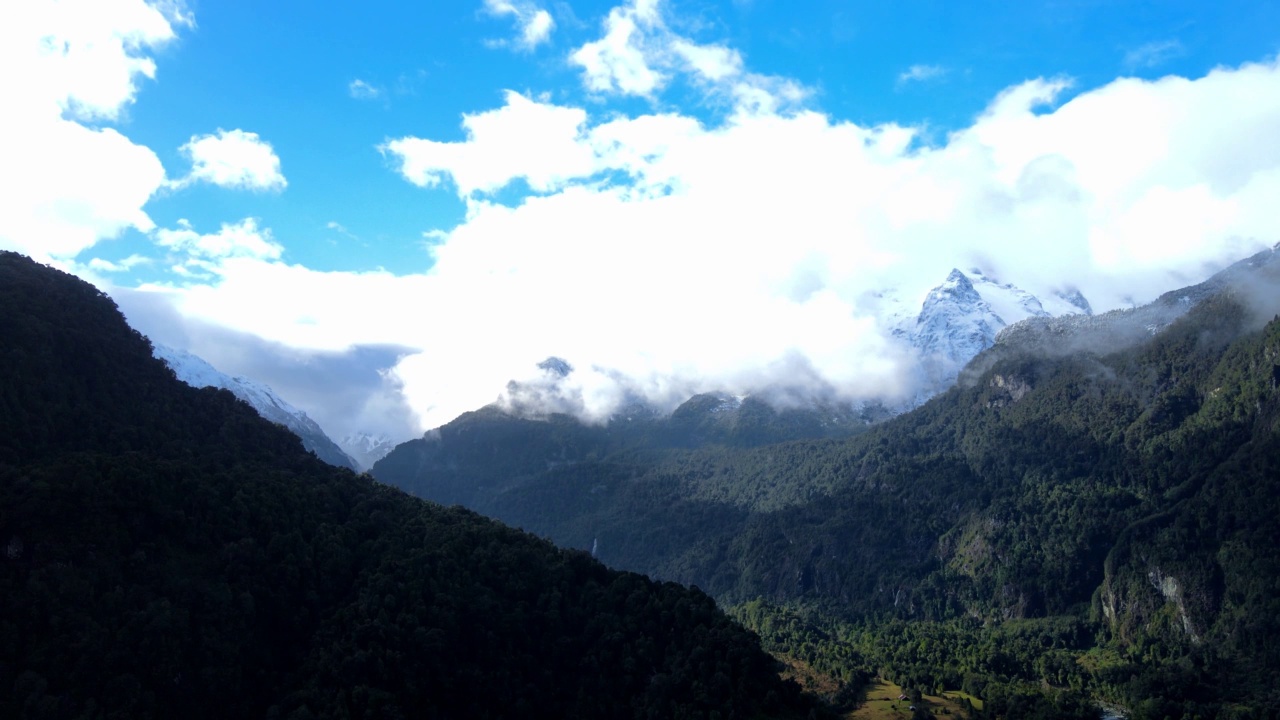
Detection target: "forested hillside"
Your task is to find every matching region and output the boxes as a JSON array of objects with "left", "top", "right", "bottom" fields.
[
  {"left": 373, "top": 390, "right": 876, "bottom": 509},
  {"left": 0, "top": 251, "right": 819, "bottom": 720},
  {"left": 374, "top": 249, "right": 1280, "bottom": 717}
]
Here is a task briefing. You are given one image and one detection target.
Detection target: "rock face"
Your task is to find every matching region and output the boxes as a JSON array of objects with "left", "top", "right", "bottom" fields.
[{"left": 154, "top": 345, "right": 358, "bottom": 471}]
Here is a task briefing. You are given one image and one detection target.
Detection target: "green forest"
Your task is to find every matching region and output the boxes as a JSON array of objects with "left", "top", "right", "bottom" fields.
[
  {"left": 8, "top": 243, "right": 1280, "bottom": 718},
  {"left": 374, "top": 251, "right": 1280, "bottom": 718},
  {"left": 0, "top": 251, "right": 821, "bottom": 719}
]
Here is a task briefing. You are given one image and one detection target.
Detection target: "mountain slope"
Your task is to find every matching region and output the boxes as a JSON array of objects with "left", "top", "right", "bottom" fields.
[
  {"left": 0, "top": 251, "right": 817, "bottom": 720},
  {"left": 153, "top": 344, "right": 359, "bottom": 470}
]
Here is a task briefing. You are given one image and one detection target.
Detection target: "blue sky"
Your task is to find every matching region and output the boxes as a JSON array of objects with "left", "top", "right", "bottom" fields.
[
  {"left": 95, "top": 0, "right": 1280, "bottom": 277},
  {"left": 4, "top": 0, "right": 1280, "bottom": 439}
]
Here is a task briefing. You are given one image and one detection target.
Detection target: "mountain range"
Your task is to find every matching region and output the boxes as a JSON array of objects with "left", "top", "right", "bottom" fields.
[
  {"left": 487, "top": 266, "right": 1098, "bottom": 440},
  {"left": 45, "top": 242, "right": 1280, "bottom": 716},
  {"left": 146, "top": 266, "right": 1097, "bottom": 477},
  {"left": 369, "top": 244, "right": 1280, "bottom": 717}
]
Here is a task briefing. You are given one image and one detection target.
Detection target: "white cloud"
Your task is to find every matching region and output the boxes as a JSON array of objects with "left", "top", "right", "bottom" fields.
[
  {"left": 348, "top": 78, "right": 382, "bottom": 99},
  {"left": 156, "top": 217, "right": 282, "bottom": 260},
  {"left": 568, "top": 0, "right": 803, "bottom": 114},
  {"left": 154, "top": 218, "right": 283, "bottom": 278},
  {"left": 139, "top": 49, "right": 1280, "bottom": 431},
  {"left": 523, "top": 9, "right": 555, "bottom": 46},
  {"left": 898, "top": 64, "right": 948, "bottom": 85},
  {"left": 0, "top": 0, "right": 184, "bottom": 263},
  {"left": 87, "top": 253, "right": 152, "bottom": 273},
  {"left": 326, "top": 221, "right": 361, "bottom": 243},
  {"left": 483, "top": 0, "right": 555, "bottom": 50},
  {"left": 381, "top": 91, "right": 597, "bottom": 195},
  {"left": 671, "top": 40, "right": 743, "bottom": 82},
  {"left": 1124, "top": 40, "right": 1184, "bottom": 70},
  {"left": 571, "top": 0, "right": 666, "bottom": 95},
  {"left": 173, "top": 129, "right": 287, "bottom": 191},
  {"left": 0, "top": 120, "right": 168, "bottom": 262},
  {"left": 2, "top": 0, "right": 183, "bottom": 122},
  {"left": 136, "top": 258, "right": 431, "bottom": 353}
]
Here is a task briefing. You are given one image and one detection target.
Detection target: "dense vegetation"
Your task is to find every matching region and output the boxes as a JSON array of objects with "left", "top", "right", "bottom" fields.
[
  {"left": 0, "top": 251, "right": 820, "bottom": 720},
  {"left": 373, "top": 390, "right": 879, "bottom": 509},
  {"left": 375, "top": 249, "right": 1280, "bottom": 717}
]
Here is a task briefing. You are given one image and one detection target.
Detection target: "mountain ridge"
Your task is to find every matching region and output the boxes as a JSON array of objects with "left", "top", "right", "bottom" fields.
[
  {"left": 153, "top": 344, "right": 359, "bottom": 471},
  {"left": 985, "top": 242, "right": 1280, "bottom": 365}
]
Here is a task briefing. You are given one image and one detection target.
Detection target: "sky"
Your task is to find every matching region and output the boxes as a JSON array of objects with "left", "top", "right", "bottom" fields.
[{"left": 4, "top": 0, "right": 1280, "bottom": 442}]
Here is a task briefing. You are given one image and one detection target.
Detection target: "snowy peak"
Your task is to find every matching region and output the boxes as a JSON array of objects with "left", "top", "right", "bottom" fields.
[
  {"left": 902, "top": 268, "right": 1092, "bottom": 404},
  {"left": 154, "top": 345, "right": 358, "bottom": 471},
  {"left": 946, "top": 268, "right": 975, "bottom": 287},
  {"left": 537, "top": 356, "right": 573, "bottom": 378},
  {"left": 912, "top": 268, "right": 1003, "bottom": 363},
  {"left": 1053, "top": 287, "right": 1093, "bottom": 316},
  {"left": 153, "top": 346, "right": 243, "bottom": 396},
  {"left": 157, "top": 347, "right": 305, "bottom": 422},
  {"left": 965, "top": 268, "right": 1052, "bottom": 325},
  {"left": 340, "top": 431, "right": 399, "bottom": 472},
  {"left": 931, "top": 269, "right": 982, "bottom": 305}
]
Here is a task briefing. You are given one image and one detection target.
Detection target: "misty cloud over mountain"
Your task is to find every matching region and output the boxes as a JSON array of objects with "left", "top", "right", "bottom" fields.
[
  {"left": 130, "top": 56, "right": 1280, "bottom": 432},
  {"left": 114, "top": 287, "right": 419, "bottom": 443},
  {"left": 13, "top": 0, "right": 1278, "bottom": 434}
]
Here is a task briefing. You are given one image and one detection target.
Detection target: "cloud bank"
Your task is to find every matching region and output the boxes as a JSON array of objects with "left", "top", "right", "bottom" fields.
[
  {"left": 154, "top": 49, "right": 1280, "bottom": 435},
  {"left": 8, "top": 0, "right": 1280, "bottom": 442},
  {"left": 0, "top": 0, "right": 183, "bottom": 263},
  {"left": 112, "top": 286, "right": 420, "bottom": 443}
]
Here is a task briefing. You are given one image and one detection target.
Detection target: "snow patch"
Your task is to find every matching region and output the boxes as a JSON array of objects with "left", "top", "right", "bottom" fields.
[{"left": 154, "top": 345, "right": 358, "bottom": 470}]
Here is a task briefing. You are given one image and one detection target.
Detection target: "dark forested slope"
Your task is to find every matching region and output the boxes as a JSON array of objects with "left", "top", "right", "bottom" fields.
[
  {"left": 0, "top": 251, "right": 817, "bottom": 720},
  {"left": 373, "top": 389, "right": 877, "bottom": 510}
]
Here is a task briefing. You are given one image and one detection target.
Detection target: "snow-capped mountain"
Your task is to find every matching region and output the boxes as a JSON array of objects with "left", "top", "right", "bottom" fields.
[
  {"left": 896, "top": 268, "right": 1092, "bottom": 403},
  {"left": 487, "top": 268, "right": 1091, "bottom": 428},
  {"left": 153, "top": 345, "right": 359, "bottom": 471},
  {"left": 340, "top": 432, "right": 399, "bottom": 472}
]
